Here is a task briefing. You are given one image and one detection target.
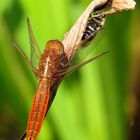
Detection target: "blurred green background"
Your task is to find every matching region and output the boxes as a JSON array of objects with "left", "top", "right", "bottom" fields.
[{"left": 0, "top": 0, "right": 140, "bottom": 140}]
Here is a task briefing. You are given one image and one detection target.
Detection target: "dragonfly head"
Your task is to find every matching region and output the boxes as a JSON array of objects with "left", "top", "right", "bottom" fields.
[{"left": 45, "top": 40, "right": 64, "bottom": 58}]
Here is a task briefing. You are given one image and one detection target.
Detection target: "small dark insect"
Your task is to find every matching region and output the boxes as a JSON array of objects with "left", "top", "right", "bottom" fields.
[{"left": 81, "top": 14, "right": 106, "bottom": 48}]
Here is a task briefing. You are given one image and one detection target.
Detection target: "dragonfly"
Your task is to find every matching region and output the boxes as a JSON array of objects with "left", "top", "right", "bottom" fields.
[{"left": 12, "top": 17, "right": 108, "bottom": 140}]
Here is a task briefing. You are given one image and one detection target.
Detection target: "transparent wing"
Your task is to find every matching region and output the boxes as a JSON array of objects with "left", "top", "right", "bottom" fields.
[
  {"left": 12, "top": 41, "right": 38, "bottom": 75},
  {"left": 56, "top": 51, "right": 109, "bottom": 77},
  {"left": 27, "top": 17, "right": 41, "bottom": 68},
  {"left": 64, "top": 27, "right": 105, "bottom": 67},
  {"left": 53, "top": 26, "right": 105, "bottom": 68}
]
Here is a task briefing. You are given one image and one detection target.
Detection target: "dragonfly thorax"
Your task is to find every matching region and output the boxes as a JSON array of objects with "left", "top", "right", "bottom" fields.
[{"left": 38, "top": 40, "right": 67, "bottom": 78}]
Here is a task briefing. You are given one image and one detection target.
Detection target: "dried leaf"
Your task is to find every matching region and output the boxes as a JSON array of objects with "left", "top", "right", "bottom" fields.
[
  {"left": 103, "top": 0, "right": 136, "bottom": 15},
  {"left": 62, "top": 0, "right": 136, "bottom": 62},
  {"left": 62, "top": 0, "right": 108, "bottom": 62}
]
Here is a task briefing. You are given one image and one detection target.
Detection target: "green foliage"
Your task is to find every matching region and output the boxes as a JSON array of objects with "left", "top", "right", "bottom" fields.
[{"left": 0, "top": 0, "right": 139, "bottom": 140}]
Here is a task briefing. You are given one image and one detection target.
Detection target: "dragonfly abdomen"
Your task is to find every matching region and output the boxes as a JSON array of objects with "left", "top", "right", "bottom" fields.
[{"left": 26, "top": 79, "right": 50, "bottom": 140}]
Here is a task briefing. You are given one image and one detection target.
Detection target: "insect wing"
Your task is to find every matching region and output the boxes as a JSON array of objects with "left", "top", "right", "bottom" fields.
[
  {"left": 56, "top": 51, "right": 109, "bottom": 77},
  {"left": 12, "top": 41, "right": 38, "bottom": 75},
  {"left": 69, "top": 28, "right": 105, "bottom": 68},
  {"left": 67, "top": 51, "right": 109, "bottom": 75},
  {"left": 53, "top": 28, "right": 105, "bottom": 69},
  {"left": 27, "top": 17, "right": 41, "bottom": 68}
]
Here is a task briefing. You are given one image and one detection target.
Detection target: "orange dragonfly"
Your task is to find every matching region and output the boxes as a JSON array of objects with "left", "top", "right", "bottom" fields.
[{"left": 12, "top": 17, "right": 108, "bottom": 140}]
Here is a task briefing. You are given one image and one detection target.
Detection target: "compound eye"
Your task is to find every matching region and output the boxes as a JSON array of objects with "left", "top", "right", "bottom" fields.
[
  {"left": 53, "top": 40, "right": 64, "bottom": 55},
  {"left": 46, "top": 40, "right": 54, "bottom": 49},
  {"left": 58, "top": 47, "right": 64, "bottom": 55}
]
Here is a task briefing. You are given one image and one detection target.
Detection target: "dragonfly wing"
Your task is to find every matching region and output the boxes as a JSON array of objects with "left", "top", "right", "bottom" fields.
[
  {"left": 12, "top": 41, "right": 38, "bottom": 75},
  {"left": 27, "top": 17, "right": 41, "bottom": 68},
  {"left": 58, "top": 51, "right": 109, "bottom": 77}
]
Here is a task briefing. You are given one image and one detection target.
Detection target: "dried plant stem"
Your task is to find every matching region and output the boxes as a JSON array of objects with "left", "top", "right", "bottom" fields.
[{"left": 62, "top": 0, "right": 136, "bottom": 63}]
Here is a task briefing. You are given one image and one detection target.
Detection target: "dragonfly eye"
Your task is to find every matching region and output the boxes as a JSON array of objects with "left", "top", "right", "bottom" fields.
[{"left": 46, "top": 40, "right": 64, "bottom": 52}]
